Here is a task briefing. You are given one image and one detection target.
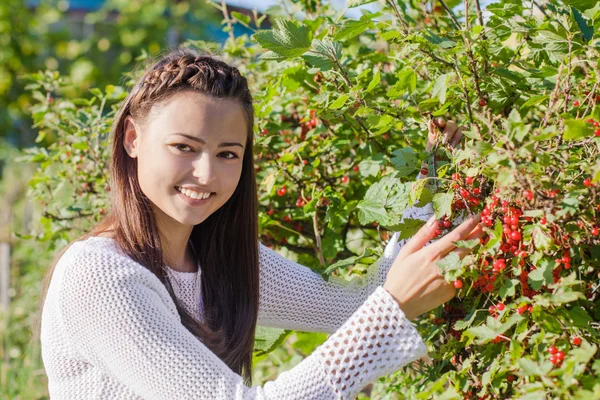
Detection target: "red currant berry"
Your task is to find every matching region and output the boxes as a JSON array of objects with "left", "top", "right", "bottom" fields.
[
  {"left": 573, "top": 100, "right": 580, "bottom": 107},
  {"left": 592, "top": 227, "right": 599, "bottom": 236},
  {"left": 497, "top": 303, "right": 505, "bottom": 311},
  {"left": 548, "top": 346, "right": 558, "bottom": 355},
  {"left": 341, "top": 176, "right": 349, "bottom": 184},
  {"left": 595, "top": 128, "right": 600, "bottom": 137},
  {"left": 453, "top": 280, "right": 463, "bottom": 289},
  {"left": 511, "top": 231, "right": 522, "bottom": 241},
  {"left": 466, "top": 176, "right": 474, "bottom": 185},
  {"left": 478, "top": 98, "right": 487, "bottom": 107},
  {"left": 572, "top": 337, "right": 582, "bottom": 346},
  {"left": 277, "top": 186, "right": 287, "bottom": 196},
  {"left": 452, "top": 173, "right": 460, "bottom": 181},
  {"left": 583, "top": 178, "right": 593, "bottom": 187}
]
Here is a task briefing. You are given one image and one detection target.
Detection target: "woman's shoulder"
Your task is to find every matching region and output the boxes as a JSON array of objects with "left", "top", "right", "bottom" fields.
[{"left": 56, "top": 236, "right": 155, "bottom": 286}]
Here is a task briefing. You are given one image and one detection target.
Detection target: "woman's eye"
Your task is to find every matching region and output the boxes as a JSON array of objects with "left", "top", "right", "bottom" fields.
[
  {"left": 220, "top": 151, "right": 239, "bottom": 160},
  {"left": 173, "top": 144, "right": 193, "bottom": 152}
]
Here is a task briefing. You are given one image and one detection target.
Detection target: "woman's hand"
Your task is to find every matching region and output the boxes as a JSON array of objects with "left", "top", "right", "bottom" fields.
[
  {"left": 426, "top": 117, "right": 466, "bottom": 152},
  {"left": 383, "top": 214, "right": 484, "bottom": 321}
]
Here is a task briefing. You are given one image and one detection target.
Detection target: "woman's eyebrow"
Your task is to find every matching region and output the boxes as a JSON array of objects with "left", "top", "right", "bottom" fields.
[{"left": 168, "top": 132, "right": 244, "bottom": 149}]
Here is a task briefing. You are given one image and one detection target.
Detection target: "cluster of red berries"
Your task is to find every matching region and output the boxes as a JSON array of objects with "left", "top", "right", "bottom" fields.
[
  {"left": 276, "top": 186, "right": 287, "bottom": 196},
  {"left": 450, "top": 173, "right": 482, "bottom": 211},
  {"left": 587, "top": 118, "right": 600, "bottom": 137},
  {"left": 547, "top": 345, "right": 566, "bottom": 366}
]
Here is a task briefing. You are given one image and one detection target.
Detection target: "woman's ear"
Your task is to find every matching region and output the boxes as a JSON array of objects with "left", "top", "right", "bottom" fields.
[{"left": 123, "top": 116, "right": 140, "bottom": 159}]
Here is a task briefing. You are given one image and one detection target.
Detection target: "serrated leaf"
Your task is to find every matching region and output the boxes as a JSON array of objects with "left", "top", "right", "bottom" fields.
[
  {"left": 564, "top": 119, "right": 593, "bottom": 141},
  {"left": 453, "top": 239, "right": 480, "bottom": 249},
  {"left": 333, "top": 19, "right": 371, "bottom": 42},
  {"left": 390, "top": 148, "right": 419, "bottom": 177},
  {"left": 570, "top": 6, "right": 594, "bottom": 41},
  {"left": 254, "top": 19, "right": 311, "bottom": 58},
  {"left": 433, "top": 192, "right": 454, "bottom": 218},
  {"left": 432, "top": 73, "right": 451, "bottom": 104},
  {"left": 436, "top": 252, "right": 461, "bottom": 273},
  {"left": 528, "top": 260, "right": 554, "bottom": 291},
  {"left": 254, "top": 327, "right": 293, "bottom": 356}
]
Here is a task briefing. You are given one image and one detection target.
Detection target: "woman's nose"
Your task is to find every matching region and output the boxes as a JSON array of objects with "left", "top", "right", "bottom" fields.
[{"left": 191, "top": 154, "right": 217, "bottom": 185}]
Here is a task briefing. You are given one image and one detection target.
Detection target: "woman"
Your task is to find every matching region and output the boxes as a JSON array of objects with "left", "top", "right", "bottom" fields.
[{"left": 39, "top": 48, "right": 482, "bottom": 399}]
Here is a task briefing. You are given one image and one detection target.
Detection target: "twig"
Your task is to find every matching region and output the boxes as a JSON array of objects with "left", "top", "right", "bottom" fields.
[
  {"left": 541, "top": 63, "right": 565, "bottom": 129},
  {"left": 439, "top": 0, "right": 461, "bottom": 30},
  {"left": 219, "top": 0, "right": 235, "bottom": 43},
  {"left": 312, "top": 212, "right": 326, "bottom": 267}
]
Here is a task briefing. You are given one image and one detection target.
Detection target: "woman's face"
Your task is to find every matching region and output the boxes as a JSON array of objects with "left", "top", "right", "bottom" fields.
[{"left": 123, "top": 90, "right": 247, "bottom": 230}]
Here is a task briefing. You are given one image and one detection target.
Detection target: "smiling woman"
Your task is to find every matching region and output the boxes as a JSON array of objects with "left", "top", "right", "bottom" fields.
[
  {"left": 122, "top": 90, "right": 247, "bottom": 258},
  {"left": 36, "top": 47, "right": 478, "bottom": 399}
]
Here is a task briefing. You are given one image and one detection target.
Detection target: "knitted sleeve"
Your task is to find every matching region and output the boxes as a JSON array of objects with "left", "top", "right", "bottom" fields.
[
  {"left": 58, "top": 246, "right": 427, "bottom": 399},
  {"left": 257, "top": 202, "right": 434, "bottom": 334}
]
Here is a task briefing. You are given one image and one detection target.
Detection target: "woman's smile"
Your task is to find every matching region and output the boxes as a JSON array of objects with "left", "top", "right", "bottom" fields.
[{"left": 175, "top": 186, "right": 216, "bottom": 206}]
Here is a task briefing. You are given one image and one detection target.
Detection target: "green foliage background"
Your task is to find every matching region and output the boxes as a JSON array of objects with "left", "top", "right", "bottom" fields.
[{"left": 4, "top": 0, "right": 600, "bottom": 399}]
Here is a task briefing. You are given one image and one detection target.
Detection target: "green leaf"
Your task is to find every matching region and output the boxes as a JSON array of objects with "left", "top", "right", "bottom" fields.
[
  {"left": 528, "top": 260, "right": 554, "bottom": 291},
  {"left": 254, "top": 19, "right": 312, "bottom": 58},
  {"left": 433, "top": 192, "right": 454, "bottom": 218},
  {"left": 564, "top": 119, "right": 593, "bottom": 141},
  {"left": 231, "top": 11, "right": 251, "bottom": 27},
  {"left": 333, "top": 19, "right": 372, "bottom": 42},
  {"left": 549, "top": 291, "right": 585, "bottom": 305},
  {"left": 329, "top": 94, "right": 349, "bottom": 110},
  {"left": 518, "top": 358, "right": 552, "bottom": 377},
  {"left": 365, "top": 69, "right": 380, "bottom": 93},
  {"left": 303, "top": 39, "right": 342, "bottom": 71},
  {"left": 422, "top": 30, "right": 456, "bottom": 48},
  {"left": 521, "top": 95, "right": 549, "bottom": 109},
  {"left": 436, "top": 252, "right": 461, "bottom": 273},
  {"left": 570, "top": 6, "right": 594, "bottom": 42},
  {"left": 499, "top": 279, "right": 520, "bottom": 298},
  {"left": 564, "top": 0, "right": 598, "bottom": 11},
  {"left": 387, "top": 68, "right": 417, "bottom": 97},
  {"left": 432, "top": 73, "right": 451, "bottom": 104},
  {"left": 254, "top": 327, "right": 293, "bottom": 356},
  {"left": 390, "top": 147, "right": 419, "bottom": 177},
  {"left": 389, "top": 218, "right": 426, "bottom": 240},
  {"left": 453, "top": 239, "right": 480, "bottom": 249},
  {"left": 532, "top": 226, "right": 553, "bottom": 250}
]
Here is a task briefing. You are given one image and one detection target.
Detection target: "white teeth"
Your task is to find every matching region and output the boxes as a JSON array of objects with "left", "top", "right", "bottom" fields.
[{"left": 177, "top": 187, "right": 212, "bottom": 200}]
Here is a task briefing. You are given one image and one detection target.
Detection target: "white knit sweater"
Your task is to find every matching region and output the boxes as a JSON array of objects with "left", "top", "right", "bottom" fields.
[{"left": 41, "top": 203, "right": 434, "bottom": 399}]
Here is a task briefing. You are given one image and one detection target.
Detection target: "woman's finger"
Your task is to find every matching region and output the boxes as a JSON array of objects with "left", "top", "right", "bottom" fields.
[
  {"left": 453, "top": 223, "right": 486, "bottom": 258},
  {"left": 429, "top": 213, "right": 482, "bottom": 257},
  {"left": 442, "top": 120, "right": 459, "bottom": 145},
  {"left": 400, "top": 216, "right": 439, "bottom": 256},
  {"left": 449, "top": 126, "right": 466, "bottom": 148}
]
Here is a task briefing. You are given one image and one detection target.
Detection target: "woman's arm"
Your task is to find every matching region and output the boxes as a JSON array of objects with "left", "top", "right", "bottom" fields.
[
  {"left": 257, "top": 118, "right": 467, "bottom": 333},
  {"left": 56, "top": 245, "right": 426, "bottom": 400}
]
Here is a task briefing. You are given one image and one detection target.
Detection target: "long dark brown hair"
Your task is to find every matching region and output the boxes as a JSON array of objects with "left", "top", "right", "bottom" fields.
[{"left": 34, "top": 48, "right": 259, "bottom": 385}]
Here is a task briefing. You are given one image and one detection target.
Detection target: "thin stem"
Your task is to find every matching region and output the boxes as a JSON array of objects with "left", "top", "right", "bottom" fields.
[
  {"left": 439, "top": 0, "right": 461, "bottom": 30},
  {"left": 312, "top": 212, "right": 326, "bottom": 267}
]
